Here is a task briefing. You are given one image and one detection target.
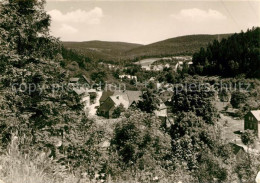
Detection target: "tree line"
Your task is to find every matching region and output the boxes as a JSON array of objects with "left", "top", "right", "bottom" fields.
[{"left": 191, "top": 27, "right": 260, "bottom": 78}]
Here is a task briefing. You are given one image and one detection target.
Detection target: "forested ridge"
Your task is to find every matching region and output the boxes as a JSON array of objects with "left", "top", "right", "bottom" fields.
[{"left": 192, "top": 27, "right": 260, "bottom": 78}]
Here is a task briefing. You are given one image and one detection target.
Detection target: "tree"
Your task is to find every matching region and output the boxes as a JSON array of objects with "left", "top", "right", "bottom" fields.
[
  {"left": 219, "top": 89, "right": 230, "bottom": 102},
  {"left": 230, "top": 91, "right": 247, "bottom": 108},
  {"left": 171, "top": 81, "right": 218, "bottom": 124},
  {"left": 191, "top": 27, "right": 260, "bottom": 78},
  {"left": 165, "top": 72, "right": 175, "bottom": 83},
  {"left": 169, "top": 111, "right": 234, "bottom": 182},
  {"left": 109, "top": 110, "right": 173, "bottom": 178},
  {"left": 0, "top": 0, "right": 102, "bottom": 176},
  {"left": 113, "top": 69, "right": 120, "bottom": 79},
  {"left": 137, "top": 90, "right": 158, "bottom": 113},
  {"left": 241, "top": 130, "right": 256, "bottom": 148},
  {"left": 91, "top": 71, "right": 107, "bottom": 83},
  {"left": 90, "top": 92, "right": 97, "bottom": 104},
  {"left": 112, "top": 104, "right": 125, "bottom": 118}
]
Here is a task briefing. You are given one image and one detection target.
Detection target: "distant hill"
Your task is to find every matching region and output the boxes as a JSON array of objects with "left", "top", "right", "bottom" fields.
[
  {"left": 62, "top": 34, "right": 232, "bottom": 62},
  {"left": 63, "top": 41, "right": 143, "bottom": 62},
  {"left": 125, "top": 34, "right": 232, "bottom": 59}
]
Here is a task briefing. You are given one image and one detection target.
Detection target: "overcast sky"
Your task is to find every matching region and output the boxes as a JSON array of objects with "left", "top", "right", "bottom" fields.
[{"left": 45, "top": 0, "right": 260, "bottom": 44}]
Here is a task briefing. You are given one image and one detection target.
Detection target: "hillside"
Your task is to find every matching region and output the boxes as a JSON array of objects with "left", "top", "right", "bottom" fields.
[
  {"left": 63, "top": 41, "right": 143, "bottom": 62},
  {"left": 191, "top": 27, "right": 260, "bottom": 78},
  {"left": 125, "top": 34, "right": 232, "bottom": 59},
  {"left": 62, "top": 34, "right": 232, "bottom": 62}
]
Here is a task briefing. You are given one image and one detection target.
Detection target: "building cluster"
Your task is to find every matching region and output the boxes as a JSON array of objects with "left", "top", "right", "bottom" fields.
[
  {"left": 119, "top": 75, "right": 137, "bottom": 82},
  {"left": 141, "top": 64, "right": 170, "bottom": 71},
  {"left": 69, "top": 75, "right": 260, "bottom": 141},
  {"left": 141, "top": 61, "right": 193, "bottom": 72},
  {"left": 69, "top": 75, "right": 175, "bottom": 124}
]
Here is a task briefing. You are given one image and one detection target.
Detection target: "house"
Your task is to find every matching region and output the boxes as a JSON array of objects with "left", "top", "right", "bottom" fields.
[
  {"left": 119, "top": 75, "right": 137, "bottom": 82},
  {"left": 244, "top": 110, "right": 260, "bottom": 138},
  {"left": 173, "top": 61, "right": 184, "bottom": 71},
  {"left": 98, "top": 93, "right": 129, "bottom": 118},
  {"left": 154, "top": 102, "right": 168, "bottom": 122},
  {"left": 72, "top": 87, "right": 90, "bottom": 106},
  {"left": 98, "top": 90, "right": 142, "bottom": 118},
  {"left": 142, "top": 65, "right": 151, "bottom": 71},
  {"left": 230, "top": 143, "right": 247, "bottom": 160},
  {"left": 165, "top": 64, "right": 170, "bottom": 68},
  {"left": 125, "top": 90, "right": 142, "bottom": 107},
  {"left": 99, "top": 90, "right": 117, "bottom": 104},
  {"left": 69, "top": 75, "right": 92, "bottom": 88},
  {"left": 152, "top": 65, "right": 164, "bottom": 71},
  {"left": 69, "top": 78, "right": 79, "bottom": 84}
]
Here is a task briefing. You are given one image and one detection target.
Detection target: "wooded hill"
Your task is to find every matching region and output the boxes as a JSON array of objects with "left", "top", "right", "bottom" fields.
[
  {"left": 191, "top": 27, "right": 260, "bottom": 78},
  {"left": 63, "top": 41, "right": 142, "bottom": 62},
  {"left": 62, "top": 34, "right": 231, "bottom": 62}
]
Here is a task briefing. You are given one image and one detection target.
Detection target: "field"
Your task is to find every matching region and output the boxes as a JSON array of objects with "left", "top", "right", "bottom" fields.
[{"left": 135, "top": 58, "right": 162, "bottom": 66}]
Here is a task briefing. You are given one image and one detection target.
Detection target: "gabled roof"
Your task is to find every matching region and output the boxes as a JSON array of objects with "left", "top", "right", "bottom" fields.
[
  {"left": 110, "top": 94, "right": 129, "bottom": 109},
  {"left": 125, "top": 90, "right": 142, "bottom": 105},
  {"left": 82, "top": 75, "right": 91, "bottom": 84},
  {"left": 99, "top": 90, "right": 142, "bottom": 111},
  {"left": 99, "top": 93, "right": 129, "bottom": 112},
  {"left": 99, "top": 97, "right": 115, "bottom": 111},
  {"left": 99, "top": 91, "right": 115, "bottom": 102},
  {"left": 73, "top": 87, "right": 87, "bottom": 95},
  {"left": 251, "top": 110, "right": 260, "bottom": 121}
]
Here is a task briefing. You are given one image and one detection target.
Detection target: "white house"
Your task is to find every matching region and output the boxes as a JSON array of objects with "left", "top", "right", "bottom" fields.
[{"left": 119, "top": 75, "right": 137, "bottom": 81}]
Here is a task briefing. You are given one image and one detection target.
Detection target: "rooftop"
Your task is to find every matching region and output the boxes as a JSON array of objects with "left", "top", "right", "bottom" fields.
[
  {"left": 251, "top": 110, "right": 260, "bottom": 121},
  {"left": 69, "top": 78, "right": 79, "bottom": 83}
]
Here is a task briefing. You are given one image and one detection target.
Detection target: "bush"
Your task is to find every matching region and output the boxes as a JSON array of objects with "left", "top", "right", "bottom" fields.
[
  {"left": 108, "top": 110, "right": 174, "bottom": 179},
  {"left": 241, "top": 130, "right": 256, "bottom": 147},
  {"left": 112, "top": 104, "right": 125, "bottom": 118},
  {"left": 0, "top": 136, "right": 83, "bottom": 183},
  {"left": 230, "top": 91, "right": 247, "bottom": 108}
]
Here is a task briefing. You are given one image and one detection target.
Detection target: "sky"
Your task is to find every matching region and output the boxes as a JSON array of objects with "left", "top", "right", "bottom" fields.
[{"left": 45, "top": 0, "right": 260, "bottom": 44}]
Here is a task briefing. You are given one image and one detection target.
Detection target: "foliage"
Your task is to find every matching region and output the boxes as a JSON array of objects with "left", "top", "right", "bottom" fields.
[
  {"left": 235, "top": 153, "right": 260, "bottom": 182},
  {"left": 108, "top": 110, "right": 174, "bottom": 180},
  {"left": 192, "top": 27, "right": 260, "bottom": 78},
  {"left": 0, "top": 0, "right": 103, "bottom": 177},
  {"left": 171, "top": 81, "right": 219, "bottom": 124},
  {"left": 219, "top": 89, "right": 230, "bottom": 102},
  {"left": 124, "top": 64, "right": 141, "bottom": 75},
  {"left": 112, "top": 104, "right": 125, "bottom": 118},
  {"left": 113, "top": 68, "right": 120, "bottom": 79},
  {"left": 241, "top": 130, "right": 256, "bottom": 147},
  {"left": 230, "top": 91, "right": 247, "bottom": 108},
  {"left": 61, "top": 47, "right": 91, "bottom": 69},
  {"left": 137, "top": 90, "right": 158, "bottom": 113},
  {"left": 91, "top": 71, "right": 107, "bottom": 83},
  {"left": 89, "top": 92, "right": 97, "bottom": 103}
]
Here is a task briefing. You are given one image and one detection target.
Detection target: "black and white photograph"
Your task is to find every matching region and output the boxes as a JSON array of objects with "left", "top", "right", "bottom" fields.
[{"left": 0, "top": 0, "right": 260, "bottom": 182}]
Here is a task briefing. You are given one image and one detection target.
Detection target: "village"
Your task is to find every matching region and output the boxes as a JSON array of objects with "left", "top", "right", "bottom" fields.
[
  {"left": 69, "top": 56, "right": 193, "bottom": 120},
  {"left": 69, "top": 58, "right": 260, "bottom": 156},
  {"left": 0, "top": 0, "right": 259, "bottom": 182}
]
